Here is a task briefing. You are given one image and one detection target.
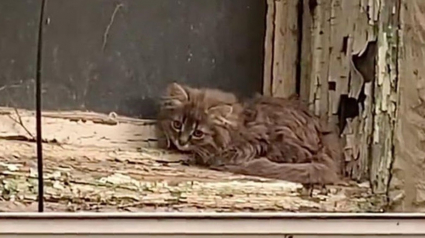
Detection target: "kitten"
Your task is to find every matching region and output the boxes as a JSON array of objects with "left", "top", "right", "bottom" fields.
[{"left": 157, "top": 83, "right": 343, "bottom": 185}]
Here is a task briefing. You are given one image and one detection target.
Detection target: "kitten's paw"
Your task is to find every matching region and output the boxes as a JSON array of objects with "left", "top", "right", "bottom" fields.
[
  {"left": 208, "top": 164, "right": 228, "bottom": 172},
  {"left": 180, "top": 155, "right": 197, "bottom": 166},
  {"left": 300, "top": 184, "right": 314, "bottom": 197},
  {"left": 180, "top": 159, "right": 191, "bottom": 166},
  {"left": 206, "top": 157, "right": 227, "bottom": 167}
]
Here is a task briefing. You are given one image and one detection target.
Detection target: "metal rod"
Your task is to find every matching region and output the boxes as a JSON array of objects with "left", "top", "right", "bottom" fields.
[{"left": 35, "top": 0, "right": 47, "bottom": 213}]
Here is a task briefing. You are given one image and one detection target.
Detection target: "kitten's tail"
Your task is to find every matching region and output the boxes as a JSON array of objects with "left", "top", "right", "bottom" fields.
[{"left": 214, "top": 157, "right": 340, "bottom": 185}]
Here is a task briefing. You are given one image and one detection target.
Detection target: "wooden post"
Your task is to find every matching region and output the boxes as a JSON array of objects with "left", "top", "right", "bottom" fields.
[
  {"left": 389, "top": 0, "right": 425, "bottom": 212},
  {"left": 263, "top": 0, "right": 300, "bottom": 97},
  {"left": 299, "top": 0, "right": 313, "bottom": 103},
  {"left": 299, "top": 0, "right": 378, "bottom": 182},
  {"left": 369, "top": 0, "right": 400, "bottom": 195}
]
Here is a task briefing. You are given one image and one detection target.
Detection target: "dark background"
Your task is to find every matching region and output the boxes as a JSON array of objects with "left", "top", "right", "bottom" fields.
[{"left": 0, "top": 0, "right": 266, "bottom": 118}]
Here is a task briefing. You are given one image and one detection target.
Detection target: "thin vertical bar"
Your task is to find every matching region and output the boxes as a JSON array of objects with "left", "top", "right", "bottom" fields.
[{"left": 36, "top": 0, "right": 47, "bottom": 212}]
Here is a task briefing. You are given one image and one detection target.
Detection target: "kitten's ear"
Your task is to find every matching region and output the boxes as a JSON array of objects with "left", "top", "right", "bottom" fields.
[
  {"left": 166, "top": 83, "right": 189, "bottom": 101},
  {"left": 161, "top": 83, "right": 189, "bottom": 108},
  {"left": 207, "top": 104, "right": 233, "bottom": 118}
]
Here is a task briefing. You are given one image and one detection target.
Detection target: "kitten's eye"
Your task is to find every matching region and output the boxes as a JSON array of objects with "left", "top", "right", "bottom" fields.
[
  {"left": 172, "top": 120, "right": 182, "bottom": 130},
  {"left": 192, "top": 129, "right": 204, "bottom": 138}
]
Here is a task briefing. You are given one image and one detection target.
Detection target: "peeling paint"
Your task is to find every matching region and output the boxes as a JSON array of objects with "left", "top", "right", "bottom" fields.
[{"left": 370, "top": 0, "right": 400, "bottom": 195}]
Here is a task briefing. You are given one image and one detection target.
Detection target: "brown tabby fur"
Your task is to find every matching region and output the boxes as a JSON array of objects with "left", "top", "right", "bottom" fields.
[{"left": 157, "top": 83, "right": 343, "bottom": 185}]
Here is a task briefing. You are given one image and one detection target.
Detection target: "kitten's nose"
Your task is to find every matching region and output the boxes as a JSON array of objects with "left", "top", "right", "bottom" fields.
[{"left": 178, "top": 136, "right": 189, "bottom": 146}]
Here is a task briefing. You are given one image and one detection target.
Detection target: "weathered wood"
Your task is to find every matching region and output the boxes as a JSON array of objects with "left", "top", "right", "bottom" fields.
[
  {"left": 346, "top": 37, "right": 377, "bottom": 181},
  {"left": 390, "top": 0, "right": 425, "bottom": 212},
  {"left": 369, "top": 0, "right": 400, "bottom": 195},
  {"left": 299, "top": 0, "right": 377, "bottom": 182},
  {"left": 301, "top": 0, "right": 403, "bottom": 199},
  {"left": 299, "top": 0, "right": 313, "bottom": 102},
  {"left": 0, "top": 107, "right": 157, "bottom": 149},
  {"left": 263, "top": 0, "right": 299, "bottom": 97},
  {"left": 316, "top": 0, "right": 332, "bottom": 118},
  {"left": 0, "top": 107, "right": 385, "bottom": 212},
  {"left": 263, "top": 0, "right": 275, "bottom": 97},
  {"left": 271, "top": 0, "right": 299, "bottom": 97}
]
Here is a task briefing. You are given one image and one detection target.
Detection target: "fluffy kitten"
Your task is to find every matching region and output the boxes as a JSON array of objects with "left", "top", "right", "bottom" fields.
[{"left": 157, "top": 83, "right": 343, "bottom": 185}]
